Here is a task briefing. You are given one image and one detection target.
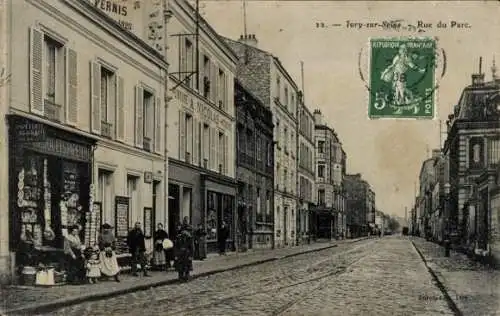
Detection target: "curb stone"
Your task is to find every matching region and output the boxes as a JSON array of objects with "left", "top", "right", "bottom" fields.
[
  {"left": 411, "top": 240, "right": 463, "bottom": 316},
  {"left": 3, "top": 239, "right": 367, "bottom": 315}
]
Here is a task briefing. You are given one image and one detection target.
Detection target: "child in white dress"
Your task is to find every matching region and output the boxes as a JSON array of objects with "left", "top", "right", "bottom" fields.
[{"left": 86, "top": 246, "right": 101, "bottom": 284}]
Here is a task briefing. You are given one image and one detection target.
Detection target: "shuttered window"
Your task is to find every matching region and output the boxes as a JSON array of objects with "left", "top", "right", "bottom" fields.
[
  {"left": 30, "top": 27, "right": 70, "bottom": 123},
  {"left": 90, "top": 61, "right": 101, "bottom": 134},
  {"left": 179, "top": 110, "right": 186, "bottom": 161},
  {"left": 193, "top": 118, "right": 200, "bottom": 166},
  {"left": 210, "top": 127, "right": 216, "bottom": 170},
  {"left": 115, "top": 76, "right": 125, "bottom": 141},
  {"left": 135, "top": 85, "right": 144, "bottom": 147},
  {"left": 154, "top": 97, "right": 162, "bottom": 154}
]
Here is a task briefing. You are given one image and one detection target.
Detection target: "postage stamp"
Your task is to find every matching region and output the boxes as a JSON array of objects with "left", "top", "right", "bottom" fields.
[{"left": 368, "top": 37, "right": 437, "bottom": 119}]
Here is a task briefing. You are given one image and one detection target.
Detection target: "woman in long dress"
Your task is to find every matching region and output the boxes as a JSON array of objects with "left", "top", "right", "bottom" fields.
[
  {"left": 64, "top": 226, "right": 86, "bottom": 284},
  {"left": 153, "top": 223, "right": 168, "bottom": 271},
  {"left": 98, "top": 223, "right": 121, "bottom": 282}
]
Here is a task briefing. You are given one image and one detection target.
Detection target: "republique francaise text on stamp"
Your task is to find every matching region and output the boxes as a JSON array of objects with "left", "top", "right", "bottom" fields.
[{"left": 368, "top": 37, "right": 437, "bottom": 119}]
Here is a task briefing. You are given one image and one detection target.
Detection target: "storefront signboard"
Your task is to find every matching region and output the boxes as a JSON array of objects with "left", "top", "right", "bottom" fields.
[
  {"left": 115, "top": 196, "right": 130, "bottom": 253},
  {"left": 143, "top": 207, "right": 153, "bottom": 238},
  {"left": 14, "top": 122, "right": 46, "bottom": 142}
]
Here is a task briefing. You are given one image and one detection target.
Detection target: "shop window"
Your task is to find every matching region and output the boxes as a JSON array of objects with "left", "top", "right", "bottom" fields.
[
  {"left": 97, "top": 169, "right": 113, "bottom": 224},
  {"left": 143, "top": 90, "right": 155, "bottom": 152},
  {"left": 127, "top": 175, "right": 139, "bottom": 228}
]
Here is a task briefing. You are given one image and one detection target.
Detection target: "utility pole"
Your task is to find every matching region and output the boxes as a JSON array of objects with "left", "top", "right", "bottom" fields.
[{"left": 195, "top": 0, "right": 200, "bottom": 91}]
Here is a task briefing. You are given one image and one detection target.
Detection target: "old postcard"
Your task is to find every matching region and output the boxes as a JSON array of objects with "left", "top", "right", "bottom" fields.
[{"left": 0, "top": 0, "right": 499, "bottom": 315}]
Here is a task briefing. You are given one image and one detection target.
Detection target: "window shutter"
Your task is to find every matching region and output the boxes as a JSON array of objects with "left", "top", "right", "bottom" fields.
[
  {"left": 30, "top": 27, "right": 44, "bottom": 115},
  {"left": 179, "top": 110, "right": 186, "bottom": 161},
  {"left": 135, "top": 85, "right": 144, "bottom": 147},
  {"left": 210, "top": 127, "right": 216, "bottom": 170},
  {"left": 116, "top": 76, "right": 125, "bottom": 141},
  {"left": 223, "top": 134, "right": 228, "bottom": 175},
  {"left": 155, "top": 97, "right": 162, "bottom": 154},
  {"left": 193, "top": 118, "right": 199, "bottom": 166},
  {"left": 66, "top": 47, "right": 78, "bottom": 125},
  {"left": 214, "top": 129, "right": 220, "bottom": 171},
  {"left": 90, "top": 61, "right": 101, "bottom": 134}
]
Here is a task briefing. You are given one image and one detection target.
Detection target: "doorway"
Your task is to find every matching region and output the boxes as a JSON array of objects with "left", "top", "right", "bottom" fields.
[{"left": 168, "top": 183, "right": 180, "bottom": 238}]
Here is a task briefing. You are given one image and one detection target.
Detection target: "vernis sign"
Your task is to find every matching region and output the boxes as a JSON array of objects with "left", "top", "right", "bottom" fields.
[{"left": 90, "top": 0, "right": 144, "bottom": 34}]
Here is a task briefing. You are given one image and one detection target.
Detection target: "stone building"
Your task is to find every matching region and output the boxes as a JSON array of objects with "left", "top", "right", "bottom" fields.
[
  {"left": 312, "top": 110, "right": 346, "bottom": 239},
  {"left": 166, "top": 0, "right": 238, "bottom": 254},
  {"left": 418, "top": 155, "right": 438, "bottom": 239},
  {"left": 296, "top": 92, "right": 316, "bottom": 244},
  {"left": 443, "top": 60, "right": 500, "bottom": 255},
  {"left": 235, "top": 80, "right": 274, "bottom": 250},
  {"left": 344, "top": 173, "right": 370, "bottom": 238},
  {"left": 2, "top": 0, "right": 168, "bottom": 283},
  {"left": 223, "top": 35, "right": 299, "bottom": 248}
]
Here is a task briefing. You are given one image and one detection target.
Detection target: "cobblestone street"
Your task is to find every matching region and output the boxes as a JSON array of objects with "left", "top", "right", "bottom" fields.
[{"left": 34, "top": 237, "right": 455, "bottom": 316}]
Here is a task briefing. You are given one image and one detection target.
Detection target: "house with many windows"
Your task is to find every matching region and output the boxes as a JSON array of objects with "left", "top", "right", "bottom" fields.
[
  {"left": 166, "top": 0, "right": 238, "bottom": 255},
  {"left": 2, "top": 0, "right": 168, "bottom": 283},
  {"left": 224, "top": 34, "right": 300, "bottom": 248},
  {"left": 235, "top": 80, "right": 275, "bottom": 250}
]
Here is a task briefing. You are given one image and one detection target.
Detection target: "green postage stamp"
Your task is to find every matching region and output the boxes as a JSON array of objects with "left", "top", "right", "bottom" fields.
[{"left": 368, "top": 37, "right": 437, "bottom": 119}]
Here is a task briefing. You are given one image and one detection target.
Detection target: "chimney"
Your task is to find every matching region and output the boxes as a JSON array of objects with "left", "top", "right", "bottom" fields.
[
  {"left": 238, "top": 34, "right": 258, "bottom": 48},
  {"left": 313, "top": 109, "right": 322, "bottom": 125},
  {"left": 472, "top": 57, "right": 485, "bottom": 86}
]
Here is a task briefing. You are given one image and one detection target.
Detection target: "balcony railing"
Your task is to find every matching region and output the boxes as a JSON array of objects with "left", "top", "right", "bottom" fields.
[
  {"left": 44, "top": 99, "right": 62, "bottom": 122},
  {"left": 101, "top": 121, "right": 113, "bottom": 139},
  {"left": 143, "top": 137, "right": 152, "bottom": 152}
]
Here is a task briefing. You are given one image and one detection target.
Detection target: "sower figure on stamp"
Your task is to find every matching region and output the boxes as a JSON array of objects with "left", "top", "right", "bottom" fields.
[
  {"left": 127, "top": 222, "right": 151, "bottom": 277},
  {"left": 380, "top": 44, "right": 426, "bottom": 110}
]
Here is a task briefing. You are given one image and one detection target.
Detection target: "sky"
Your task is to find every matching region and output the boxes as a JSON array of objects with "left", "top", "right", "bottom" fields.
[{"left": 198, "top": 0, "right": 500, "bottom": 219}]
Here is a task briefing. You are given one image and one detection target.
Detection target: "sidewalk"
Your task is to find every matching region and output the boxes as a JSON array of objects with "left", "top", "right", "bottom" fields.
[
  {"left": 411, "top": 237, "right": 500, "bottom": 316},
  {"left": 0, "top": 237, "right": 367, "bottom": 315}
]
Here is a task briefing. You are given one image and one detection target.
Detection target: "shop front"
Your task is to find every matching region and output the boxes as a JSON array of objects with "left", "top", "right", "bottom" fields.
[
  {"left": 8, "top": 115, "right": 96, "bottom": 284},
  {"left": 202, "top": 174, "right": 237, "bottom": 254}
]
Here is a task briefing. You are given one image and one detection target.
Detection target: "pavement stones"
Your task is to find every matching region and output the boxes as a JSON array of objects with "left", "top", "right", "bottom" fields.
[
  {"left": 412, "top": 237, "right": 500, "bottom": 316},
  {"left": 1, "top": 238, "right": 367, "bottom": 315}
]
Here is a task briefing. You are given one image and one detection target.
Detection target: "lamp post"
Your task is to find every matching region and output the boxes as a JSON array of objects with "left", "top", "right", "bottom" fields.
[{"left": 444, "top": 183, "right": 451, "bottom": 257}]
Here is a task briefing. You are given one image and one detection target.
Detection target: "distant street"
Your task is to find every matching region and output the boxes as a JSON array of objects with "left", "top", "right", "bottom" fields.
[{"left": 42, "top": 237, "right": 455, "bottom": 316}]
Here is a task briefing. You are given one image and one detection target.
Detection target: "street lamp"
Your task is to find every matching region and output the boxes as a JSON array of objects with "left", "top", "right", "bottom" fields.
[{"left": 444, "top": 183, "right": 451, "bottom": 257}]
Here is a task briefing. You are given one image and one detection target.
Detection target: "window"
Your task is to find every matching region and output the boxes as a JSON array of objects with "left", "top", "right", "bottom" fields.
[
  {"left": 256, "top": 188, "right": 262, "bottom": 221},
  {"left": 276, "top": 77, "right": 281, "bottom": 101},
  {"left": 257, "top": 135, "right": 262, "bottom": 161},
  {"left": 184, "top": 114, "right": 193, "bottom": 163},
  {"left": 284, "top": 86, "right": 289, "bottom": 106},
  {"left": 488, "top": 138, "right": 500, "bottom": 166},
  {"left": 184, "top": 39, "right": 193, "bottom": 88},
  {"left": 237, "top": 126, "right": 245, "bottom": 152},
  {"left": 202, "top": 123, "right": 210, "bottom": 168},
  {"left": 97, "top": 170, "right": 113, "bottom": 224},
  {"left": 318, "top": 141, "right": 325, "bottom": 153},
  {"left": 203, "top": 56, "right": 211, "bottom": 98},
  {"left": 218, "top": 69, "right": 226, "bottom": 110},
  {"left": 284, "top": 169, "right": 288, "bottom": 191},
  {"left": 318, "top": 164, "right": 325, "bottom": 178},
  {"left": 284, "top": 128, "right": 288, "bottom": 152},
  {"left": 139, "top": 90, "right": 153, "bottom": 151},
  {"left": 267, "top": 141, "right": 272, "bottom": 166},
  {"left": 275, "top": 120, "right": 280, "bottom": 145},
  {"left": 318, "top": 189, "right": 325, "bottom": 205},
  {"left": 43, "top": 36, "right": 64, "bottom": 120},
  {"left": 291, "top": 94, "right": 295, "bottom": 113},
  {"left": 218, "top": 131, "right": 224, "bottom": 172},
  {"left": 266, "top": 191, "right": 271, "bottom": 218}
]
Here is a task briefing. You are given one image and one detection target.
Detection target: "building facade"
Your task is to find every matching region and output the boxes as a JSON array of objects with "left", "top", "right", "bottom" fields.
[
  {"left": 344, "top": 173, "right": 370, "bottom": 238},
  {"left": 235, "top": 80, "right": 274, "bottom": 250},
  {"left": 296, "top": 92, "right": 316, "bottom": 244},
  {"left": 3, "top": 0, "right": 168, "bottom": 283},
  {"left": 224, "top": 35, "right": 299, "bottom": 248},
  {"left": 166, "top": 0, "right": 238, "bottom": 255},
  {"left": 312, "top": 110, "right": 346, "bottom": 239},
  {"left": 443, "top": 66, "right": 500, "bottom": 256}
]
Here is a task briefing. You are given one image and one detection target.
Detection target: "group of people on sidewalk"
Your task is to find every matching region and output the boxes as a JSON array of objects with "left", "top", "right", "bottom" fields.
[{"left": 60, "top": 216, "right": 231, "bottom": 285}]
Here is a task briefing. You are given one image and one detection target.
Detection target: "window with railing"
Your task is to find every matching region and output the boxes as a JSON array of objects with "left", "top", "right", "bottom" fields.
[
  {"left": 318, "top": 189, "right": 325, "bottom": 205},
  {"left": 43, "top": 36, "right": 63, "bottom": 121},
  {"left": 318, "top": 164, "right": 325, "bottom": 178},
  {"left": 318, "top": 141, "right": 325, "bottom": 154}
]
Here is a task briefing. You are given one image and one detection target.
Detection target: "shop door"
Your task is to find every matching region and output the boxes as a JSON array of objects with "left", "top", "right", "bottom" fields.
[{"left": 168, "top": 184, "right": 180, "bottom": 238}]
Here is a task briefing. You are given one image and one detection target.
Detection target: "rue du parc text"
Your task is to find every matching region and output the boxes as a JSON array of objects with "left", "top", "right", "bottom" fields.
[{"left": 345, "top": 20, "right": 471, "bottom": 29}]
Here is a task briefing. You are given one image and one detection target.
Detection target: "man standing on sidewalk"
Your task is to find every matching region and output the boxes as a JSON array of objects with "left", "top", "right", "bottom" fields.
[{"left": 127, "top": 222, "right": 151, "bottom": 277}]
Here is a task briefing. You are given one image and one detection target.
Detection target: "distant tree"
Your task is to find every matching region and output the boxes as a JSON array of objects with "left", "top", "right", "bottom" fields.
[{"left": 387, "top": 217, "right": 400, "bottom": 231}]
